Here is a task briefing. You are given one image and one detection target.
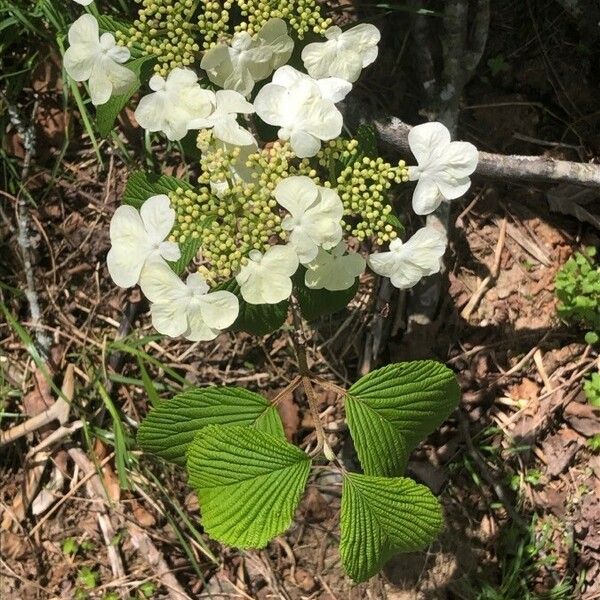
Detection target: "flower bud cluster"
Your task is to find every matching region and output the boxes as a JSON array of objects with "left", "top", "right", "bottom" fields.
[
  {"left": 198, "top": 0, "right": 331, "bottom": 49},
  {"left": 168, "top": 135, "right": 291, "bottom": 279},
  {"left": 317, "top": 139, "right": 409, "bottom": 245},
  {"left": 235, "top": 0, "right": 331, "bottom": 38},
  {"left": 123, "top": 0, "right": 200, "bottom": 76}
]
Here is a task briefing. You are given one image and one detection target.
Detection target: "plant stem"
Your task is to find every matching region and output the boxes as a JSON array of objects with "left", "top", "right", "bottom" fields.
[{"left": 289, "top": 297, "right": 333, "bottom": 459}]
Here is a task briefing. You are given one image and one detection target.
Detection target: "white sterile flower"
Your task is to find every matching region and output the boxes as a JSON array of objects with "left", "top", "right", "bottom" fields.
[
  {"left": 275, "top": 176, "right": 344, "bottom": 264},
  {"left": 305, "top": 242, "right": 366, "bottom": 291},
  {"left": 254, "top": 66, "right": 351, "bottom": 158},
  {"left": 64, "top": 14, "right": 136, "bottom": 106},
  {"left": 140, "top": 260, "right": 239, "bottom": 341},
  {"left": 408, "top": 122, "right": 479, "bottom": 215},
  {"left": 106, "top": 195, "right": 181, "bottom": 288},
  {"left": 188, "top": 90, "right": 255, "bottom": 146},
  {"left": 301, "top": 24, "right": 381, "bottom": 83},
  {"left": 368, "top": 226, "right": 447, "bottom": 289},
  {"left": 134, "top": 68, "right": 216, "bottom": 141},
  {"left": 235, "top": 245, "right": 299, "bottom": 304},
  {"left": 201, "top": 18, "right": 293, "bottom": 96}
]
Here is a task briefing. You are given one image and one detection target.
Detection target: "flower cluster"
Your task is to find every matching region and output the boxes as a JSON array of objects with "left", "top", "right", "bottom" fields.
[{"left": 65, "top": 2, "right": 479, "bottom": 341}]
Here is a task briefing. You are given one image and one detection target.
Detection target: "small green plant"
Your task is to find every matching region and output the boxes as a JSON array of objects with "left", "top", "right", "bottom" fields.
[
  {"left": 555, "top": 247, "right": 600, "bottom": 339},
  {"left": 587, "top": 434, "right": 600, "bottom": 453},
  {"left": 583, "top": 372, "right": 600, "bottom": 408},
  {"left": 77, "top": 567, "right": 98, "bottom": 589},
  {"left": 138, "top": 581, "right": 157, "bottom": 598},
  {"left": 62, "top": 537, "right": 79, "bottom": 555}
]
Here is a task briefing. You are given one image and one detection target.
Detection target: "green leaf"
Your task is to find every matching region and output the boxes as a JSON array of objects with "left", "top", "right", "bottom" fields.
[
  {"left": 122, "top": 170, "right": 193, "bottom": 208},
  {"left": 138, "top": 387, "right": 284, "bottom": 465},
  {"left": 345, "top": 361, "right": 460, "bottom": 476},
  {"left": 187, "top": 425, "right": 311, "bottom": 548},
  {"left": 385, "top": 212, "right": 405, "bottom": 236},
  {"left": 121, "top": 171, "right": 205, "bottom": 274},
  {"left": 216, "top": 279, "right": 289, "bottom": 336},
  {"left": 96, "top": 56, "right": 155, "bottom": 137},
  {"left": 356, "top": 123, "right": 378, "bottom": 157},
  {"left": 340, "top": 473, "right": 443, "bottom": 582},
  {"left": 292, "top": 268, "right": 358, "bottom": 321}
]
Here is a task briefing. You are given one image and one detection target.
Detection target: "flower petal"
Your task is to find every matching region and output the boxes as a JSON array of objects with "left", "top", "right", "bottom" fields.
[
  {"left": 253, "top": 84, "right": 287, "bottom": 125},
  {"left": 106, "top": 247, "right": 146, "bottom": 288},
  {"left": 289, "top": 130, "right": 322, "bottom": 158},
  {"left": 102, "top": 59, "right": 137, "bottom": 97},
  {"left": 412, "top": 177, "right": 443, "bottom": 215},
  {"left": 274, "top": 175, "right": 319, "bottom": 216},
  {"left": 68, "top": 14, "right": 99, "bottom": 46},
  {"left": 328, "top": 51, "right": 363, "bottom": 83},
  {"left": 198, "top": 290, "right": 239, "bottom": 329},
  {"left": 301, "top": 40, "right": 336, "bottom": 80},
  {"left": 151, "top": 297, "right": 189, "bottom": 338},
  {"left": 108, "top": 205, "right": 150, "bottom": 286},
  {"left": 340, "top": 23, "right": 381, "bottom": 54},
  {"left": 159, "top": 241, "right": 181, "bottom": 262},
  {"left": 184, "top": 306, "right": 220, "bottom": 341},
  {"left": 140, "top": 194, "right": 176, "bottom": 243},
  {"left": 316, "top": 77, "right": 353, "bottom": 102},
  {"left": 212, "top": 114, "right": 255, "bottom": 146},
  {"left": 236, "top": 245, "right": 298, "bottom": 304},
  {"left": 408, "top": 122, "right": 451, "bottom": 165},
  {"left": 89, "top": 66, "right": 112, "bottom": 105},
  {"left": 435, "top": 176, "right": 472, "bottom": 201},
  {"left": 64, "top": 44, "right": 97, "bottom": 81},
  {"left": 138, "top": 258, "right": 187, "bottom": 303},
  {"left": 215, "top": 89, "right": 254, "bottom": 114},
  {"left": 439, "top": 141, "right": 479, "bottom": 179}
]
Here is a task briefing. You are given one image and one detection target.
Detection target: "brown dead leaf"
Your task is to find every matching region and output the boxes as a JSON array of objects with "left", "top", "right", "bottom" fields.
[
  {"left": 563, "top": 401, "right": 600, "bottom": 437},
  {"left": 23, "top": 368, "right": 54, "bottom": 417},
  {"left": 0, "top": 530, "right": 28, "bottom": 560},
  {"left": 93, "top": 439, "right": 120, "bottom": 502},
  {"left": 132, "top": 502, "right": 156, "bottom": 528},
  {"left": 274, "top": 390, "right": 300, "bottom": 441},
  {"left": 302, "top": 488, "right": 330, "bottom": 522},
  {"left": 509, "top": 378, "right": 540, "bottom": 402},
  {"left": 541, "top": 428, "right": 583, "bottom": 477}
]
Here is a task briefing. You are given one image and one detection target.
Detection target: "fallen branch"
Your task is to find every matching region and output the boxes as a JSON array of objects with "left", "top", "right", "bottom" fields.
[
  {"left": 1, "top": 93, "right": 52, "bottom": 356},
  {"left": 370, "top": 115, "right": 600, "bottom": 189}
]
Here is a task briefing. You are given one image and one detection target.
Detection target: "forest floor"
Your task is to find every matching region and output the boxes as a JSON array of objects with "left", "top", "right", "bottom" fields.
[{"left": 1, "top": 1, "right": 599, "bottom": 599}]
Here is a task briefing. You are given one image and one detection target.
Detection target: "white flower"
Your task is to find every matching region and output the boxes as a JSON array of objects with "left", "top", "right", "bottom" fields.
[
  {"left": 407, "top": 122, "right": 479, "bottom": 215},
  {"left": 73, "top": 0, "right": 93, "bottom": 5},
  {"left": 305, "top": 242, "right": 365, "bottom": 291},
  {"left": 134, "top": 68, "right": 216, "bottom": 141},
  {"left": 275, "top": 176, "right": 344, "bottom": 264},
  {"left": 254, "top": 66, "right": 351, "bottom": 158},
  {"left": 235, "top": 245, "right": 299, "bottom": 304},
  {"left": 201, "top": 18, "right": 293, "bottom": 96},
  {"left": 140, "top": 260, "right": 239, "bottom": 341},
  {"left": 368, "top": 227, "right": 447, "bottom": 289},
  {"left": 64, "top": 14, "right": 136, "bottom": 106},
  {"left": 106, "top": 195, "right": 180, "bottom": 288},
  {"left": 188, "top": 90, "right": 255, "bottom": 146},
  {"left": 301, "top": 24, "right": 381, "bottom": 83}
]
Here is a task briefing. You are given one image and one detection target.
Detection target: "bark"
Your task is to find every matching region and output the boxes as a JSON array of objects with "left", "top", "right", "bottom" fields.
[{"left": 371, "top": 114, "right": 600, "bottom": 189}]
